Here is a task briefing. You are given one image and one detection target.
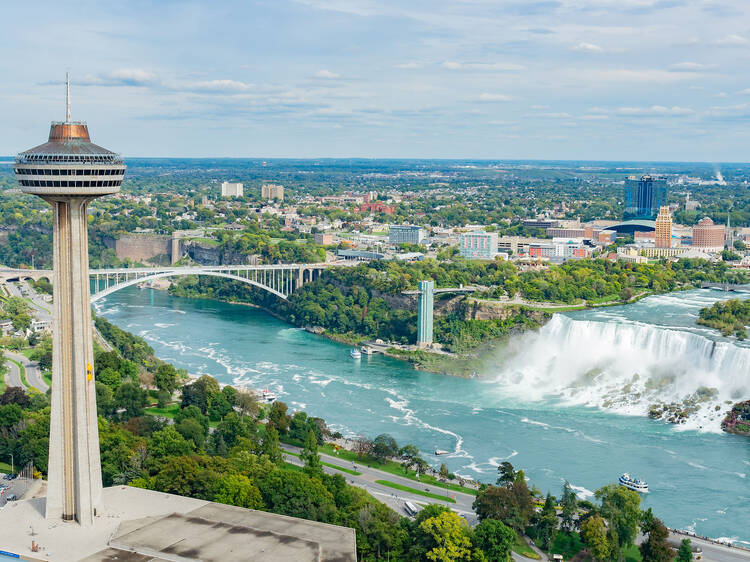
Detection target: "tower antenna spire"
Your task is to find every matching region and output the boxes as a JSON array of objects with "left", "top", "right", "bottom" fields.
[{"left": 65, "top": 72, "right": 71, "bottom": 122}]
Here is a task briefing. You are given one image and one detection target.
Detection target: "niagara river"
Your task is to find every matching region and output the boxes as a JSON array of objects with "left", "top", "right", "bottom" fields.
[{"left": 95, "top": 287, "right": 750, "bottom": 545}]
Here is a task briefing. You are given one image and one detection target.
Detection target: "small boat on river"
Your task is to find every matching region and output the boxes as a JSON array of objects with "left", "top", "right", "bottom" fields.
[
  {"left": 619, "top": 473, "right": 648, "bottom": 493},
  {"left": 350, "top": 349, "right": 362, "bottom": 359}
]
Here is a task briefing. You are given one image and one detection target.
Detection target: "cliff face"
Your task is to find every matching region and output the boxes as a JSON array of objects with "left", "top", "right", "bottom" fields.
[
  {"left": 722, "top": 400, "right": 750, "bottom": 436},
  {"left": 462, "top": 298, "right": 548, "bottom": 322}
]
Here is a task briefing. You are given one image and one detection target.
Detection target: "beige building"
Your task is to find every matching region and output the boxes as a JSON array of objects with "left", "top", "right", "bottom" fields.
[
  {"left": 262, "top": 183, "right": 285, "bottom": 201},
  {"left": 654, "top": 206, "right": 673, "bottom": 248},
  {"left": 692, "top": 217, "right": 725, "bottom": 253},
  {"left": 314, "top": 232, "right": 334, "bottom": 245}
]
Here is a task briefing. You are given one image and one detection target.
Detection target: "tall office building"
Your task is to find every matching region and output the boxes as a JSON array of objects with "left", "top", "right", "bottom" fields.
[
  {"left": 13, "top": 75, "right": 125, "bottom": 525},
  {"left": 220, "top": 181, "right": 243, "bottom": 197},
  {"left": 654, "top": 206, "right": 673, "bottom": 248},
  {"left": 389, "top": 224, "right": 425, "bottom": 245},
  {"left": 261, "top": 183, "right": 284, "bottom": 201},
  {"left": 417, "top": 280, "right": 434, "bottom": 347},
  {"left": 623, "top": 175, "right": 667, "bottom": 219}
]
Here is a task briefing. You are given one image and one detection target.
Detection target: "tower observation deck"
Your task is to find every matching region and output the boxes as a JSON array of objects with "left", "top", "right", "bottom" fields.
[{"left": 13, "top": 74, "right": 125, "bottom": 526}]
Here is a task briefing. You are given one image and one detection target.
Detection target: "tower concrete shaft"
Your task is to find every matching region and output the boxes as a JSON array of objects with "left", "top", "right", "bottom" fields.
[
  {"left": 45, "top": 196, "right": 103, "bottom": 525},
  {"left": 14, "top": 76, "right": 124, "bottom": 526}
]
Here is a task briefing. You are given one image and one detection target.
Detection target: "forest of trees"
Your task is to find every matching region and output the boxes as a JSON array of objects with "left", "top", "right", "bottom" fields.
[{"left": 697, "top": 298, "right": 750, "bottom": 339}]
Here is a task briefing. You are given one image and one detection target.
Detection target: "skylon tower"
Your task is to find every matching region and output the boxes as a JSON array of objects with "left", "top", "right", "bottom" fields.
[{"left": 13, "top": 75, "right": 125, "bottom": 525}]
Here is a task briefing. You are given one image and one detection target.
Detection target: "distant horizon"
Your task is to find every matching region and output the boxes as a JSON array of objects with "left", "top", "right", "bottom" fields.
[{"left": 2, "top": 156, "right": 749, "bottom": 166}]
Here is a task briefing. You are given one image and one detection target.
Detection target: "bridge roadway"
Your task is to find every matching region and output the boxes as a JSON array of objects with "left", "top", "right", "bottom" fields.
[{"left": 701, "top": 282, "right": 750, "bottom": 293}]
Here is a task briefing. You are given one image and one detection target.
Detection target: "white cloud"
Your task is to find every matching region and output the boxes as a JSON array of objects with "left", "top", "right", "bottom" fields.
[
  {"left": 572, "top": 42, "right": 603, "bottom": 53},
  {"left": 187, "top": 79, "right": 255, "bottom": 92},
  {"left": 588, "top": 69, "right": 699, "bottom": 83},
  {"left": 475, "top": 93, "right": 513, "bottom": 102},
  {"left": 98, "top": 68, "right": 159, "bottom": 86},
  {"left": 580, "top": 114, "right": 609, "bottom": 120},
  {"left": 670, "top": 62, "right": 709, "bottom": 71},
  {"left": 537, "top": 112, "right": 572, "bottom": 118},
  {"left": 530, "top": 105, "right": 550, "bottom": 110},
  {"left": 395, "top": 62, "right": 420, "bottom": 69},
  {"left": 442, "top": 61, "right": 524, "bottom": 71},
  {"left": 616, "top": 105, "right": 694, "bottom": 116},
  {"left": 716, "top": 34, "right": 749, "bottom": 46},
  {"left": 315, "top": 69, "right": 341, "bottom": 79},
  {"left": 738, "top": 88, "right": 750, "bottom": 95}
]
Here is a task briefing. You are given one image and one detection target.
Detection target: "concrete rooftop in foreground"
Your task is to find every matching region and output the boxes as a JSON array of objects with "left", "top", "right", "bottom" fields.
[{"left": 0, "top": 486, "right": 356, "bottom": 562}]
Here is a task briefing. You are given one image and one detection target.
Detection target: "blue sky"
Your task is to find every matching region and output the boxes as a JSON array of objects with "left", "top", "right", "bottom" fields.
[{"left": 2, "top": 0, "right": 750, "bottom": 161}]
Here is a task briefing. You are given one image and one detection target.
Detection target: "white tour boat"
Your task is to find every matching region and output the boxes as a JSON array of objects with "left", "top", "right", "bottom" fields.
[
  {"left": 619, "top": 473, "right": 648, "bottom": 493},
  {"left": 350, "top": 349, "right": 362, "bottom": 359}
]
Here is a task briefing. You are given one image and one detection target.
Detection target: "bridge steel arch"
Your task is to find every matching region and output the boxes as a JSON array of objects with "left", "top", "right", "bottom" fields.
[{"left": 90, "top": 270, "right": 289, "bottom": 303}]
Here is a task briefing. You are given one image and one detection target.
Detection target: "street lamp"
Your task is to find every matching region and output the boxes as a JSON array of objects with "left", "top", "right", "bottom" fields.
[{"left": 10, "top": 453, "right": 13, "bottom": 476}]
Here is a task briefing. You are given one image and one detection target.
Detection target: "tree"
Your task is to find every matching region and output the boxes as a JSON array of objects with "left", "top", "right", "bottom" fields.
[
  {"left": 439, "top": 463, "right": 451, "bottom": 481},
  {"left": 535, "top": 493, "right": 558, "bottom": 550},
  {"left": 595, "top": 483, "right": 642, "bottom": 551},
  {"left": 12, "top": 313, "right": 31, "bottom": 332},
  {"left": 213, "top": 474, "right": 264, "bottom": 510},
  {"left": 149, "top": 426, "right": 194, "bottom": 458},
  {"left": 418, "top": 511, "right": 474, "bottom": 562},
  {"left": 257, "top": 469, "right": 337, "bottom": 523},
  {"left": 0, "top": 386, "right": 30, "bottom": 408},
  {"left": 97, "top": 367, "right": 122, "bottom": 391},
  {"left": 473, "top": 518, "right": 515, "bottom": 562},
  {"left": 399, "top": 443, "right": 420, "bottom": 474},
  {"left": 235, "top": 390, "right": 259, "bottom": 419},
  {"left": 207, "top": 393, "right": 232, "bottom": 421},
  {"left": 496, "top": 461, "right": 517, "bottom": 487},
  {"left": 153, "top": 363, "right": 178, "bottom": 394},
  {"left": 677, "top": 539, "right": 693, "bottom": 562},
  {"left": 473, "top": 480, "right": 534, "bottom": 532},
  {"left": 372, "top": 433, "right": 399, "bottom": 463},
  {"left": 640, "top": 518, "right": 673, "bottom": 562},
  {"left": 560, "top": 481, "right": 578, "bottom": 532},
  {"left": 115, "top": 382, "right": 148, "bottom": 419},
  {"left": 215, "top": 412, "right": 251, "bottom": 449},
  {"left": 174, "top": 405, "right": 209, "bottom": 436},
  {"left": 176, "top": 417, "right": 206, "bottom": 449},
  {"left": 301, "top": 428, "right": 322, "bottom": 475},
  {"left": 581, "top": 515, "right": 610, "bottom": 561},
  {"left": 267, "top": 401, "right": 290, "bottom": 434},
  {"left": 354, "top": 436, "right": 373, "bottom": 459},
  {"left": 95, "top": 382, "right": 116, "bottom": 418},
  {"left": 261, "top": 425, "right": 283, "bottom": 465}
]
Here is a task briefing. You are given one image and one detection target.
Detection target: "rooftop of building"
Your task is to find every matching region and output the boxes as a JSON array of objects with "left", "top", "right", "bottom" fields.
[{"left": 0, "top": 486, "right": 356, "bottom": 562}]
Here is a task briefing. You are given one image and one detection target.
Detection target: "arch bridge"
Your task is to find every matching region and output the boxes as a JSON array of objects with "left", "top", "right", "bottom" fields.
[{"left": 0, "top": 263, "right": 331, "bottom": 302}]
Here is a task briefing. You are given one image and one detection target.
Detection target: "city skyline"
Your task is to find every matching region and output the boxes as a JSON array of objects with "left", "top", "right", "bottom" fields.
[{"left": 2, "top": 1, "right": 750, "bottom": 161}]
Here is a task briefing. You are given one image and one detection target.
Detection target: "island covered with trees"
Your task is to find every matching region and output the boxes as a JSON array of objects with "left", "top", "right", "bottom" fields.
[{"left": 697, "top": 298, "right": 750, "bottom": 340}]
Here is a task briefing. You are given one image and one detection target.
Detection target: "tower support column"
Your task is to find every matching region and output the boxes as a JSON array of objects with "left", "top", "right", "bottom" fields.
[{"left": 45, "top": 196, "right": 103, "bottom": 526}]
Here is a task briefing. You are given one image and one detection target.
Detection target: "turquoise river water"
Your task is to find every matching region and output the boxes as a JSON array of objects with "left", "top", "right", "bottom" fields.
[{"left": 95, "top": 287, "right": 750, "bottom": 544}]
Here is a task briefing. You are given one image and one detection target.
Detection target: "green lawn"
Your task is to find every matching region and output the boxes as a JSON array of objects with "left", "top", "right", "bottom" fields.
[
  {"left": 144, "top": 403, "right": 221, "bottom": 427},
  {"left": 374, "top": 480, "right": 456, "bottom": 503},
  {"left": 20, "top": 348, "right": 35, "bottom": 360},
  {"left": 309, "top": 442, "right": 478, "bottom": 496},
  {"left": 0, "top": 460, "right": 12, "bottom": 473},
  {"left": 513, "top": 532, "right": 541, "bottom": 560},
  {"left": 6, "top": 358, "right": 29, "bottom": 388},
  {"left": 284, "top": 451, "right": 362, "bottom": 475},
  {"left": 623, "top": 544, "right": 643, "bottom": 562},
  {"left": 42, "top": 371, "right": 52, "bottom": 387}
]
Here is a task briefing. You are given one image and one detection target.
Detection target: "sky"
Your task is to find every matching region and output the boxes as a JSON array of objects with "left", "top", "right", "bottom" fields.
[{"left": 2, "top": 0, "right": 750, "bottom": 161}]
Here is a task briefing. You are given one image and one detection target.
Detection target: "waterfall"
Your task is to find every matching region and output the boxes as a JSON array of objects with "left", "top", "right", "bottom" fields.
[{"left": 488, "top": 314, "right": 750, "bottom": 431}]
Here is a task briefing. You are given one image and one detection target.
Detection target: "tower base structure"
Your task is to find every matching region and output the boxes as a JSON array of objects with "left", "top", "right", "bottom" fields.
[{"left": 45, "top": 197, "right": 103, "bottom": 525}]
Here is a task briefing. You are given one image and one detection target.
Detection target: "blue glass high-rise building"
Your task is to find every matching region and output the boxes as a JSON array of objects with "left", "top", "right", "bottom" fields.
[{"left": 623, "top": 175, "right": 667, "bottom": 220}]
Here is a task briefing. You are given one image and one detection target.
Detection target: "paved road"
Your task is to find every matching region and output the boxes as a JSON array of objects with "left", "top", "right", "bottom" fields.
[
  {"left": 281, "top": 443, "right": 477, "bottom": 523},
  {"left": 4, "top": 351, "right": 47, "bottom": 393},
  {"left": 3, "top": 355, "right": 24, "bottom": 389},
  {"left": 667, "top": 531, "right": 750, "bottom": 562}
]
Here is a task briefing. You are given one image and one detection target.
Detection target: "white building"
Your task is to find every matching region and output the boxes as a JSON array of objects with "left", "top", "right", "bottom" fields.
[
  {"left": 220, "top": 182, "right": 244, "bottom": 198},
  {"left": 460, "top": 231, "right": 498, "bottom": 260}
]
